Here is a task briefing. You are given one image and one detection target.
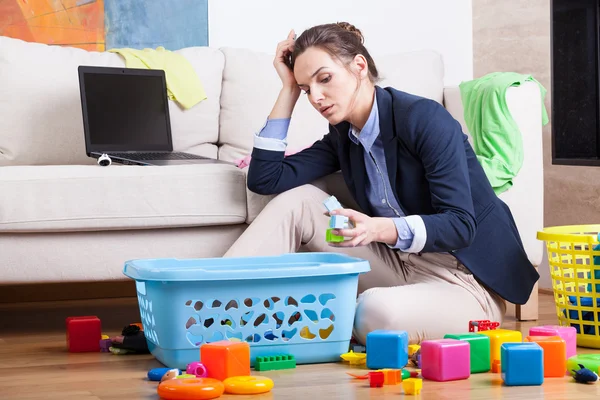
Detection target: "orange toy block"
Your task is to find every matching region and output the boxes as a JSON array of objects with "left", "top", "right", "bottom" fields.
[
  {"left": 381, "top": 369, "right": 402, "bottom": 385},
  {"left": 492, "top": 359, "right": 501, "bottom": 373},
  {"left": 524, "top": 335, "right": 567, "bottom": 377},
  {"left": 200, "top": 340, "right": 250, "bottom": 381}
]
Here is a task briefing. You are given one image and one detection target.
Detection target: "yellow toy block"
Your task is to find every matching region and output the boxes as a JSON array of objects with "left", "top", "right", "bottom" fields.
[
  {"left": 480, "top": 329, "right": 522, "bottom": 364},
  {"left": 402, "top": 378, "right": 422, "bottom": 395},
  {"left": 408, "top": 344, "right": 420, "bottom": 356}
]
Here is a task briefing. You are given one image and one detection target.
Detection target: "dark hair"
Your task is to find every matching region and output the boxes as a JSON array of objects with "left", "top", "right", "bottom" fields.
[{"left": 290, "top": 22, "right": 380, "bottom": 83}]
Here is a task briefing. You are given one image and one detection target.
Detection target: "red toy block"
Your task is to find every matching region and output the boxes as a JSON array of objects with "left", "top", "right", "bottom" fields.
[
  {"left": 368, "top": 371, "right": 385, "bottom": 388},
  {"left": 200, "top": 340, "right": 250, "bottom": 381},
  {"left": 469, "top": 320, "right": 500, "bottom": 332},
  {"left": 66, "top": 316, "right": 102, "bottom": 352}
]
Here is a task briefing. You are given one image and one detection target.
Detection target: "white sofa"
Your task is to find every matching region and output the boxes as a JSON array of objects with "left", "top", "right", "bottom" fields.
[{"left": 0, "top": 36, "right": 543, "bottom": 318}]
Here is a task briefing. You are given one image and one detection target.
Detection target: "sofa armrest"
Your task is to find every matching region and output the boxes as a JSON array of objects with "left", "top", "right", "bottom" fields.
[{"left": 443, "top": 82, "right": 545, "bottom": 267}]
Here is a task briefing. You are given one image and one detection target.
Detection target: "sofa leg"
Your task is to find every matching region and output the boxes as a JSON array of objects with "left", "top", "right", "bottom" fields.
[{"left": 516, "top": 278, "right": 539, "bottom": 321}]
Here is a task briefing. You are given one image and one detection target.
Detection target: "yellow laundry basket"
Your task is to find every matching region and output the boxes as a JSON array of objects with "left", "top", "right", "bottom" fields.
[{"left": 537, "top": 225, "right": 600, "bottom": 348}]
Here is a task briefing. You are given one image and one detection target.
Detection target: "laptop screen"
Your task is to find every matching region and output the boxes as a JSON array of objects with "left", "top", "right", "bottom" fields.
[{"left": 79, "top": 67, "right": 173, "bottom": 153}]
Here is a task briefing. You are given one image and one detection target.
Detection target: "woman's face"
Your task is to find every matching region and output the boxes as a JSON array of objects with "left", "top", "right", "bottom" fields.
[{"left": 294, "top": 47, "right": 366, "bottom": 125}]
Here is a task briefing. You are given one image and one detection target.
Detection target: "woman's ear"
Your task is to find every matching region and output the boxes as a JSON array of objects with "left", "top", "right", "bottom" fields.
[{"left": 352, "top": 54, "right": 369, "bottom": 79}]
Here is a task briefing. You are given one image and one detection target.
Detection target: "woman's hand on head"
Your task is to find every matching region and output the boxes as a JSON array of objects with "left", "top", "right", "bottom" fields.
[
  {"left": 274, "top": 30, "right": 298, "bottom": 91},
  {"left": 328, "top": 209, "right": 398, "bottom": 247}
]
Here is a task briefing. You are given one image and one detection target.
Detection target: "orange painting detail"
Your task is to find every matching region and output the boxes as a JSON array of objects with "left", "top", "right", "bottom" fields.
[{"left": 0, "top": 0, "right": 105, "bottom": 51}]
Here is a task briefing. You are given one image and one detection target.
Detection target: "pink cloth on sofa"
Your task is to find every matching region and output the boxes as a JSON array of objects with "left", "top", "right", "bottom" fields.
[{"left": 235, "top": 147, "right": 309, "bottom": 168}]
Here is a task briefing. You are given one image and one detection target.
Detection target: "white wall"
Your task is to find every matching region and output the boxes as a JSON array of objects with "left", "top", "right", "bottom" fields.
[{"left": 208, "top": 0, "right": 473, "bottom": 86}]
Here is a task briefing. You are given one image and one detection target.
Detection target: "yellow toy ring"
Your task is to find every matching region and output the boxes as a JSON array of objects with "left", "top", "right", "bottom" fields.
[
  {"left": 223, "top": 375, "right": 274, "bottom": 394},
  {"left": 157, "top": 377, "right": 224, "bottom": 400}
]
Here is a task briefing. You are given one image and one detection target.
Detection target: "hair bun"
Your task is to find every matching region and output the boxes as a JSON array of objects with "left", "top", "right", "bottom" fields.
[{"left": 336, "top": 22, "right": 363, "bottom": 43}]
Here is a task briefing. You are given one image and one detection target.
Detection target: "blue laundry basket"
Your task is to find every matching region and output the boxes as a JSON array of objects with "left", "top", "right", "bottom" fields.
[{"left": 123, "top": 252, "right": 370, "bottom": 370}]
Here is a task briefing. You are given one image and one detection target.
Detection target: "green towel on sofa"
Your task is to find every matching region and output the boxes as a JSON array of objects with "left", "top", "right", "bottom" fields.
[
  {"left": 459, "top": 72, "right": 548, "bottom": 195},
  {"left": 109, "top": 46, "right": 207, "bottom": 109}
]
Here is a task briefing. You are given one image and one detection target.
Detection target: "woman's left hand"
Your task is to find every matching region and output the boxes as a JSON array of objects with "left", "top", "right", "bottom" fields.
[{"left": 328, "top": 208, "right": 397, "bottom": 247}]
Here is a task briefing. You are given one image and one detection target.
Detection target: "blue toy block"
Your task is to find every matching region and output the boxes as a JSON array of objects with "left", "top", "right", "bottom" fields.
[
  {"left": 366, "top": 330, "right": 409, "bottom": 369},
  {"left": 323, "top": 196, "right": 342, "bottom": 213},
  {"left": 329, "top": 215, "right": 348, "bottom": 229},
  {"left": 501, "top": 342, "right": 544, "bottom": 386}
]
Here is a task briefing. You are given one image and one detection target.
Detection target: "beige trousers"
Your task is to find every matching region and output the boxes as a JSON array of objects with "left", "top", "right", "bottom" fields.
[{"left": 224, "top": 184, "right": 506, "bottom": 345}]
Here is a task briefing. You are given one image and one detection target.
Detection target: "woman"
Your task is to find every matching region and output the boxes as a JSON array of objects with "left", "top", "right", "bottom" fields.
[{"left": 224, "top": 22, "right": 539, "bottom": 344}]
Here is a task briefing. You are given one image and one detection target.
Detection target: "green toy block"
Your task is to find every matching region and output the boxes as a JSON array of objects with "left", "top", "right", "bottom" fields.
[
  {"left": 255, "top": 355, "right": 296, "bottom": 371},
  {"left": 326, "top": 228, "right": 344, "bottom": 243},
  {"left": 567, "top": 353, "right": 600, "bottom": 375},
  {"left": 444, "top": 333, "right": 491, "bottom": 373}
]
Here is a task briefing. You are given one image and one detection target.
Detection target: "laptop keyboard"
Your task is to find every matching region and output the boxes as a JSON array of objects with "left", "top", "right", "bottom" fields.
[{"left": 109, "top": 152, "right": 207, "bottom": 161}]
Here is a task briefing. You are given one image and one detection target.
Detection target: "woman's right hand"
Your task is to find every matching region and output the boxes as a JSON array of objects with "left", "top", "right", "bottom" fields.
[{"left": 273, "top": 30, "right": 298, "bottom": 90}]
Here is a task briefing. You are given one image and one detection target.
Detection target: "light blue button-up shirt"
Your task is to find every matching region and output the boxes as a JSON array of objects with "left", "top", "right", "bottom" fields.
[{"left": 251, "top": 93, "right": 427, "bottom": 252}]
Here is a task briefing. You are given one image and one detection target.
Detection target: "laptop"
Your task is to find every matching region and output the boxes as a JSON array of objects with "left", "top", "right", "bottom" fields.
[{"left": 78, "top": 65, "right": 225, "bottom": 166}]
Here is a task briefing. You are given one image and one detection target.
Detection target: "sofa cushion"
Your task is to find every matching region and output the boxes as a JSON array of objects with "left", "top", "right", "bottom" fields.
[
  {"left": 0, "top": 164, "right": 247, "bottom": 232},
  {"left": 217, "top": 47, "right": 445, "bottom": 162},
  {"left": 0, "top": 36, "right": 225, "bottom": 166}
]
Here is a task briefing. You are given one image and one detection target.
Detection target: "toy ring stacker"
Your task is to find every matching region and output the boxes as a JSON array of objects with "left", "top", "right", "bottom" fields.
[
  {"left": 157, "top": 377, "right": 224, "bottom": 400},
  {"left": 223, "top": 375, "right": 274, "bottom": 394}
]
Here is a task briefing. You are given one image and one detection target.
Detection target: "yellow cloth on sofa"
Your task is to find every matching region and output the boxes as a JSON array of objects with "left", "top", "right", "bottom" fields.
[{"left": 109, "top": 46, "right": 207, "bottom": 109}]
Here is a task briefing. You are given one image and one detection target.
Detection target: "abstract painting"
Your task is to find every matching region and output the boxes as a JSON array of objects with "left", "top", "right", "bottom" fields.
[{"left": 0, "top": 0, "right": 208, "bottom": 51}]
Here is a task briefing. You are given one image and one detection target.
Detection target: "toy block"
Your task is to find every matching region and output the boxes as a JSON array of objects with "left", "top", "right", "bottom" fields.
[
  {"left": 492, "top": 359, "right": 501, "bottom": 373},
  {"left": 529, "top": 325, "right": 576, "bottom": 359},
  {"left": 402, "top": 378, "right": 422, "bottom": 395},
  {"left": 479, "top": 328, "right": 522, "bottom": 365},
  {"left": 366, "top": 330, "right": 409, "bottom": 369},
  {"left": 368, "top": 371, "right": 385, "bottom": 388},
  {"left": 200, "top": 340, "right": 250, "bottom": 381},
  {"left": 323, "top": 195, "right": 343, "bottom": 212},
  {"left": 469, "top": 319, "right": 499, "bottom": 332},
  {"left": 326, "top": 228, "right": 344, "bottom": 243},
  {"left": 524, "top": 335, "right": 567, "bottom": 377},
  {"left": 566, "top": 353, "right": 600, "bottom": 375},
  {"left": 254, "top": 355, "right": 296, "bottom": 371},
  {"left": 501, "top": 342, "right": 544, "bottom": 386},
  {"left": 66, "top": 316, "right": 102, "bottom": 352},
  {"left": 99, "top": 338, "right": 112, "bottom": 352},
  {"left": 444, "top": 333, "right": 491, "bottom": 373},
  {"left": 421, "top": 339, "right": 470, "bottom": 381},
  {"left": 329, "top": 214, "right": 348, "bottom": 229},
  {"left": 380, "top": 369, "right": 402, "bottom": 385}
]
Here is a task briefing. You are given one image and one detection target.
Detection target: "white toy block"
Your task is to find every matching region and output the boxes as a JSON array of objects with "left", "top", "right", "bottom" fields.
[
  {"left": 323, "top": 196, "right": 342, "bottom": 213},
  {"left": 329, "top": 215, "right": 348, "bottom": 229}
]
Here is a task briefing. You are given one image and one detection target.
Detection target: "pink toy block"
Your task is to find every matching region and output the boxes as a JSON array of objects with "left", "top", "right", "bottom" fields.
[
  {"left": 529, "top": 325, "right": 576, "bottom": 359},
  {"left": 421, "top": 339, "right": 470, "bottom": 381}
]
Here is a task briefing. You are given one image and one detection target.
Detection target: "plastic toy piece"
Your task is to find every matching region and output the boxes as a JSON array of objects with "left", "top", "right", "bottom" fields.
[
  {"left": 421, "top": 339, "right": 470, "bottom": 382},
  {"left": 346, "top": 372, "right": 369, "bottom": 380},
  {"left": 469, "top": 319, "right": 500, "bottom": 332},
  {"left": 329, "top": 214, "right": 348, "bottom": 229},
  {"left": 340, "top": 351, "right": 366, "bottom": 365},
  {"left": 368, "top": 371, "right": 385, "bottom": 388},
  {"left": 99, "top": 338, "right": 112, "bottom": 352},
  {"left": 402, "top": 378, "right": 422, "bottom": 395},
  {"left": 101, "top": 334, "right": 109, "bottom": 340},
  {"left": 108, "top": 346, "right": 132, "bottom": 355},
  {"left": 161, "top": 369, "right": 181, "bottom": 382},
  {"left": 175, "top": 374, "right": 197, "bottom": 379},
  {"left": 323, "top": 195, "right": 343, "bottom": 212},
  {"left": 479, "top": 329, "right": 522, "bottom": 366},
  {"left": 572, "top": 364, "right": 599, "bottom": 383},
  {"left": 200, "top": 340, "right": 250, "bottom": 381},
  {"left": 186, "top": 361, "right": 208, "bottom": 377},
  {"left": 408, "top": 344, "right": 420, "bottom": 356},
  {"left": 501, "top": 342, "right": 544, "bottom": 386},
  {"left": 566, "top": 354, "right": 600, "bottom": 375},
  {"left": 350, "top": 344, "right": 366, "bottom": 353},
  {"left": 254, "top": 355, "right": 296, "bottom": 371},
  {"left": 66, "top": 316, "right": 102, "bottom": 353},
  {"left": 529, "top": 325, "right": 577, "bottom": 359},
  {"left": 380, "top": 369, "right": 402, "bottom": 385},
  {"left": 444, "top": 333, "right": 491, "bottom": 373},
  {"left": 223, "top": 376, "right": 274, "bottom": 394},
  {"left": 492, "top": 359, "right": 501, "bottom": 373},
  {"left": 366, "top": 330, "right": 409, "bottom": 369},
  {"left": 148, "top": 367, "right": 175, "bottom": 382},
  {"left": 157, "top": 377, "right": 224, "bottom": 400},
  {"left": 326, "top": 228, "right": 344, "bottom": 243},
  {"left": 524, "top": 335, "right": 567, "bottom": 377}
]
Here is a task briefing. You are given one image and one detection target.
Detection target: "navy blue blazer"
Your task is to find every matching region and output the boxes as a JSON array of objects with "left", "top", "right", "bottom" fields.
[{"left": 248, "top": 85, "right": 539, "bottom": 305}]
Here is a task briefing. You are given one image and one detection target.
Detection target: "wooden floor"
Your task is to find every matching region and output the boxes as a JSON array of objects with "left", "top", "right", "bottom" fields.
[{"left": 1, "top": 293, "right": 600, "bottom": 399}]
